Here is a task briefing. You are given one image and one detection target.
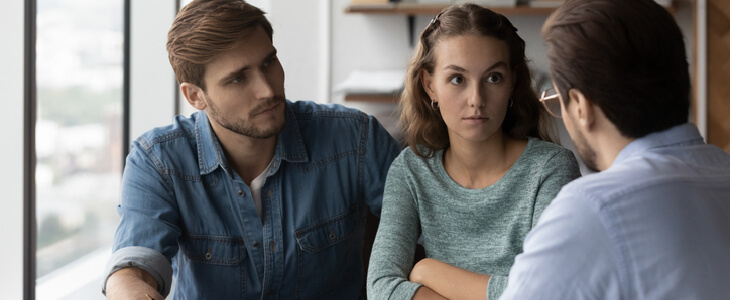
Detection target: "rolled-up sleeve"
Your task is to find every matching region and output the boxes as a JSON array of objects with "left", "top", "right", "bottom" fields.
[
  {"left": 102, "top": 246, "right": 173, "bottom": 296},
  {"left": 102, "top": 139, "right": 183, "bottom": 297}
]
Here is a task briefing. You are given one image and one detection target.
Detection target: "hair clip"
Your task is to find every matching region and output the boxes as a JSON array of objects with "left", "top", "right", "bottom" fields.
[
  {"left": 430, "top": 12, "right": 443, "bottom": 26},
  {"left": 503, "top": 18, "right": 518, "bottom": 32}
]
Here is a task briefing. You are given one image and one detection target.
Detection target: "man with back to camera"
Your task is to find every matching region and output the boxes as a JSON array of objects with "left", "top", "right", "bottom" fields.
[
  {"left": 500, "top": 0, "right": 730, "bottom": 298},
  {"left": 102, "top": 0, "right": 402, "bottom": 299}
]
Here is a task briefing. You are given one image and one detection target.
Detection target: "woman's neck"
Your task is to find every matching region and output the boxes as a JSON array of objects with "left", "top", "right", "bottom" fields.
[{"left": 443, "top": 131, "right": 526, "bottom": 189}]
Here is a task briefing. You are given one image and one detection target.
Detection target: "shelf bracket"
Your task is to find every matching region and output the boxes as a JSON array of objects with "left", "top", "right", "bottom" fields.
[{"left": 407, "top": 15, "right": 415, "bottom": 47}]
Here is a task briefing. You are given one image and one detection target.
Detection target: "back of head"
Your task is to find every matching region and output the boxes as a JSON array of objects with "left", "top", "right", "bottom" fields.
[
  {"left": 402, "top": 4, "right": 552, "bottom": 158},
  {"left": 167, "top": 0, "right": 273, "bottom": 91},
  {"left": 542, "top": 0, "right": 690, "bottom": 138}
]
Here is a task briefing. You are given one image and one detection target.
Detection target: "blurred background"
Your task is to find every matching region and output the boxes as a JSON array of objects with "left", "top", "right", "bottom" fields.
[{"left": 1, "top": 0, "right": 727, "bottom": 299}]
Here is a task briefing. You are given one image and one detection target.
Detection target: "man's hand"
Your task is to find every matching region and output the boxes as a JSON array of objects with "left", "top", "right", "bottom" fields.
[{"left": 105, "top": 267, "right": 164, "bottom": 300}]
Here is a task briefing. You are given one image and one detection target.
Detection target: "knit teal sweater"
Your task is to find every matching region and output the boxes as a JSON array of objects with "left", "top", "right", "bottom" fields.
[{"left": 367, "top": 138, "right": 581, "bottom": 299}]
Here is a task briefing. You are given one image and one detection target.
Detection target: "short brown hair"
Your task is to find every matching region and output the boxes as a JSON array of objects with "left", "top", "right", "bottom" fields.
[
  {"left": 400, "top": 4, "right": 554, "bottom": 158},
  {"left": 542, "top": 0, "right": 690, "bottom": 138},
  {"left": 167, "top": 0, "right": 273, "bottom": 90}
]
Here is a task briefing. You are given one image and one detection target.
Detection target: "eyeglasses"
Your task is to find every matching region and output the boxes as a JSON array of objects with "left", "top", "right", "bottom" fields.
[{"left": 539, "top": 87, "right": 562, "bottom": 118}]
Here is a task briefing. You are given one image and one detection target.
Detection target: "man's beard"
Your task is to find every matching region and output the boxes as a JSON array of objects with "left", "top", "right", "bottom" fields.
[
  {"left": 208, "top": 95, "right": 286, "bottom": 139},
  {"left": 572, "top": 128, "right": 599, "bottom": 172}
]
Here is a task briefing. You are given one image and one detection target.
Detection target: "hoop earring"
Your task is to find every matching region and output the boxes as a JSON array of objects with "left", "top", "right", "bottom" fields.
[
  {"left": 509, "top": 98, "right": 514, "bottom": 108},
  {"left": 431, "top": 99, "right": 439, "bottom": 110}
]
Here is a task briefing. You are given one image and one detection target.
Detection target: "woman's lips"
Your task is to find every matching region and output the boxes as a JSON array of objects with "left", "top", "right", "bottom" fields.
[{"left": 463, "top": 116, "right": 488, "bottom": 124}]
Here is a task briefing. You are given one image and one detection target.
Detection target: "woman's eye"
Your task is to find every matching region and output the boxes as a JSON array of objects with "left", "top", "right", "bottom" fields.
[
  {"left": 487, "top": 73, "right": 503, "bottom": 83},
  {"left": 449, "top": 76, "right": 464, "bottom": 85}
]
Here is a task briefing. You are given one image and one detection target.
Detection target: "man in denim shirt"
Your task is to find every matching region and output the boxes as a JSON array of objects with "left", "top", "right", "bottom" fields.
[{"left": 102, "top": 1, "right": 401, "bottom": 299}]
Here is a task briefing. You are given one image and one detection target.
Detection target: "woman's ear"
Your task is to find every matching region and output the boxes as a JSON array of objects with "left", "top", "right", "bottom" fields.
[
  {"left": 181, "top": 83, "right": 207, "bottom": 111},
  {"left": 420, "top": 70, "right": 436, "bottom": 101}
]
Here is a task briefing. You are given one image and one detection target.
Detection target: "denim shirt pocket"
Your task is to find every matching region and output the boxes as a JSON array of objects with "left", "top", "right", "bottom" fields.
[
  {"left": 176, "top": 234, "right": 247, "bottom": 298},
  {"left": 294, "top": 204, "right": 362, "bottom": 299}
]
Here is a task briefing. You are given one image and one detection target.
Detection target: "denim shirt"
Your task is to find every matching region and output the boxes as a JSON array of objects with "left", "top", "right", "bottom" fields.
[{"left": 104, "top": 100, "right": 401, "bottom": 299}]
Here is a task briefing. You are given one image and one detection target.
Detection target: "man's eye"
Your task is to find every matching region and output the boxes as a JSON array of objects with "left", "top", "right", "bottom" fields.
[
  {"left": 263, "top": 56, "right": 276, "bottom": 68},
  {"left": 230, "top": 75, "right": 243, "bottom": 84},
  {"left": 449, "top": 76, "right": 464, "bottom": 85},
  {"left": 487, "top": 73, "right": 503, "bottom": 83}
]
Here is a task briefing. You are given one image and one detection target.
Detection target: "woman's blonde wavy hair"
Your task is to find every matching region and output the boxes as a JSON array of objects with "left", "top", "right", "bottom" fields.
[{"left": 400, "top": 4, "right": 555, "bottom": 158}]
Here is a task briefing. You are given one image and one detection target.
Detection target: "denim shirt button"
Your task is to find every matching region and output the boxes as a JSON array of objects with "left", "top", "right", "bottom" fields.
[
  {"left": 238, "top": 190, "right": 245, "bottom": 197},
  {"left": 205, "top": 248, "right": 212, "bottom": 260},
  {"left": 270, "top": 241, "right": 275, "bottom": 251},
  {"left": 253, "top": 241, "right": 260, "bottom": 248},
  {"left": 267, "top": 189, "right": 272, "bottom": 198}
]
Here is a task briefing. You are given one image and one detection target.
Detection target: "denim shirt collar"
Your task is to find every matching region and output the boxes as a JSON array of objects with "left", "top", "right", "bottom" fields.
[
  {"left": 275, "top": 102, "right": 309, "bottom": 164},
  {"left": 194, "top": 101, "right": 309, "bottom": 176},
  {"left": 613, "top": 123, "right": 704, "bottom": 167}
]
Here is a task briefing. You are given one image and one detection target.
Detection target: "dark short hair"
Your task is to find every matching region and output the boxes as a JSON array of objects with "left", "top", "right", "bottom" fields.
[
  {"left": 401, "top": 4, "right": 554, "bottom": 158},
  {"left": 542, "top": 0, "right": 690, "bottom": 138},
  {"left": 167, "top": 0, "right": 273, "bottom": 91}
]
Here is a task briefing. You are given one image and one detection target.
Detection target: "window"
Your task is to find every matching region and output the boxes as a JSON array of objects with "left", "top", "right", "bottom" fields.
[{"left": 34, "top": 0, "right": 124, "bottom": 298}]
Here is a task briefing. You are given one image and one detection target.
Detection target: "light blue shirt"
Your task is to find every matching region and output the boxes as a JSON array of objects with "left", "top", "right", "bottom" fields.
[
  {"left": 102, "top": 100, "right": 401, "bottom": 299},
  {"left": 501, "top": 123, "right": 730, "bottom": 299}
]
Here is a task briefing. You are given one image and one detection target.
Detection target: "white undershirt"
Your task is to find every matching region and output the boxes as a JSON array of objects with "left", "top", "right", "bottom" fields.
[{"left": 249, "top": 159, "right": 274, "bottom": 220}]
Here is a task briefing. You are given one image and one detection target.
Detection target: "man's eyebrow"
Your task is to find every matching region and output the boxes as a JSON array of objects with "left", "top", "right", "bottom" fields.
[
  {"left": 220, "top": 49, "right": 278, "bottom": 84},
  {"left": 264, "top": 49, "right": 278, "bottom": 62},
  {"left": 221, "top": 65, "right": 248, "bottom": 84}
]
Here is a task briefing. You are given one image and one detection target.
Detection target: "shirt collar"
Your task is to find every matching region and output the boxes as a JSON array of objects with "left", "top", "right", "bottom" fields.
[
  {"left": 275, "top": 101, "right": 309, "bottom": 164},
  {"left": 195, "top": 101, "right": 309, "bottom": 176},
  {"left": 195, "top": 111, "right": 227, "bottom": 175},
  {"left": 613, "top": 123, "right": 704, "bottom": 166}
]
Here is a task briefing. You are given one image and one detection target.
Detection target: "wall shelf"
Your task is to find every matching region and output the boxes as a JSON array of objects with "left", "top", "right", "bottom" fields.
[
  {"left": 345, "top": 3, "right": 558, "bottom": 16},
  {"left": 345, "top": 1, "right": 675, "bottom": 16},
  {"left": 344, "top": 93, "right": 400, "bottom": 103}
]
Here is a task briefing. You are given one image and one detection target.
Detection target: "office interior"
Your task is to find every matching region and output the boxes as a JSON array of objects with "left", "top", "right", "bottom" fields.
[{"left": 1, "top": 0, "right": 727, "bottom": 299}]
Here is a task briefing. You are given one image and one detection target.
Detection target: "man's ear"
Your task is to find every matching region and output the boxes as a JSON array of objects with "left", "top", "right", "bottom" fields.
[
  {"left": 568, "top": 88, "right": 595, "bottom": 129},
  {"left": 420, "top": 70, "right": 436, "bottom": 102},
  {"left": 181, "top": 83, "right": 207, "bottom": 111}
]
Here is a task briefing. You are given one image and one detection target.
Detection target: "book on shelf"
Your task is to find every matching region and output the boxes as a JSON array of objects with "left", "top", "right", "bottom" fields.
[{"left": 335, "top": 69, "right": 405, "bottom": 95}]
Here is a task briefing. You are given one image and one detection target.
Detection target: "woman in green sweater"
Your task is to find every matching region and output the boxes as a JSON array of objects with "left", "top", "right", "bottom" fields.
[{"left": 367, "top": 4, "right": 581, "bottom": 300}]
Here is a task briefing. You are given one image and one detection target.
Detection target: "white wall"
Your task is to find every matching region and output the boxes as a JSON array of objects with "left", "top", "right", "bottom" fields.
[
  {"left": 268, "top": 0, "right": 330, "bottom": 103},
  {"left": 0, "top": 1, "right": 26, "bottom": 298},
  {"left": 130, "top": 0, "right": 178, "bottom": 140}
]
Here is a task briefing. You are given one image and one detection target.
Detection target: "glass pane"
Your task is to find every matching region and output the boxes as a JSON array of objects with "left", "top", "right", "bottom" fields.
[{"left": 35, "top": 0, "right": 123, "bottom": 299}]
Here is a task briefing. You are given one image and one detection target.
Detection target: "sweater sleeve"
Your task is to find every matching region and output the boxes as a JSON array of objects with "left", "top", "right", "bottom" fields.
[
  {"left": 532, "top": 149, "right": 581, "bottom": 228},
  {"left": 487, "top": 147, "right": 581, "bottom": 300},
  {"left": 367, "top": 153, "right": 423, "bottom": 300}
]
